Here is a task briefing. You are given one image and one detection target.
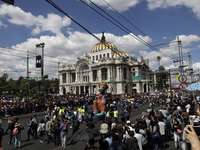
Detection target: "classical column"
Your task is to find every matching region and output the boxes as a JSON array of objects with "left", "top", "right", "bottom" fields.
[
  {"left": 76, "top": 72, "right": 78, "bottom": 82},
  {"left": 98, "top": 69, "right": 101, "bottom": 82},
  {"left": 84, "top": 86, "right": 86, "bottom": 93},
  {"left": 79, "top": 86, "right": 81, "bottom": 95},
  {"left": 107, "top": 67, "right": 110, "bottom": 82},
  {"left": 60, "top": 73, "right": 63, "bottom": 84},
  {"left": 90, "top": 70, "right": 93, "bottom": 82}
]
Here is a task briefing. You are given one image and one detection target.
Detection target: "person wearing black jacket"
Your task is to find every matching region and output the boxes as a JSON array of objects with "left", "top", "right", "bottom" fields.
[
  {"left": 8, "top": 117, "right": 17, "bottom": 145},
  {"left": 52, "top": 119, "right": 60, "bottom": 146}
]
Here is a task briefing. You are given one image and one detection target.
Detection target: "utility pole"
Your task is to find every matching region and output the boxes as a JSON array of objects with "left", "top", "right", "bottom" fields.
[{"left": 26, "top": 52, "right": 29, "bottom": 100}]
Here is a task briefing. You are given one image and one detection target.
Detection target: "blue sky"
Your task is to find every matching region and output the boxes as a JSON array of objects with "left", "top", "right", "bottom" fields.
[{"left": 0, "top": 0, "right": 200, "bottom": 82}]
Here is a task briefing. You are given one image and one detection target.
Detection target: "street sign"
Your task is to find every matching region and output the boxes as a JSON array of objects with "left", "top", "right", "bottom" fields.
[
  {"left": 178, "top": 75, "right": 187, "bottom": 82},
  {"left": 132, "top": 76, "right": 142, "bottom": 81},
  {"left": 179, "top": 83, "right": 188, "bottom": 91}
]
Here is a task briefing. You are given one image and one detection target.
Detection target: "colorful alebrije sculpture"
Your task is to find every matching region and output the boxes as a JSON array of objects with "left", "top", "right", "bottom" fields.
[{"left": 93, "top": 83, "right": 108, "bottom": 115}]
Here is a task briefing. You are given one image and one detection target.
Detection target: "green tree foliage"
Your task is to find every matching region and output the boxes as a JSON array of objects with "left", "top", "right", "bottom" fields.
[
  {"left": 0, "top": 73, "right": 59, "bottom": 97},
  {"left": 156, "top": 66, "right": 169, "bottom": 91}
]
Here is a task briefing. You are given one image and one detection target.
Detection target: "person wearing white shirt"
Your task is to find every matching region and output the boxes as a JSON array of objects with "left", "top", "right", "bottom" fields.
[
  {"left": 158, "top": 116, "right": 166, "bottom": 149},
  {"left": 134, "top": 128, "right": 143, "bottom": 150},
  {"left": 185, "top": 103, "right": 191, "bottom": 114}
]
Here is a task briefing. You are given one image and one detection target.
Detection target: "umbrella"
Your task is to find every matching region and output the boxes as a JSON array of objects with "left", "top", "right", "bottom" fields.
[
  {"left": 186, "top": 82, "right": 200, "bottom": 91},
  {"left": 2, "top": 100, "right": 9, "bottom": 103},
  {"left": 70, "top": 129, "right": 100, "bottom": 141}
]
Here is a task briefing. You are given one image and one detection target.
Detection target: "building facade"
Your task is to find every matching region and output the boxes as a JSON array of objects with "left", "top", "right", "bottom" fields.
[{"left": 59, "top": 33, "right": 156, "bottom": 95}]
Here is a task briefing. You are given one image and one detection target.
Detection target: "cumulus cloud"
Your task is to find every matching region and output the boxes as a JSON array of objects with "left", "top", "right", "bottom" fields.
[
  {"left": 0, "top": 31, "right": 152, "bottom": 79},
  {"left": 147, "top": 0, "right": 200, "bottom": 20},
  {"left": 85, "top": 0, "right": 140, "bottom": 13},
  {"left": 0, "top": 4, "right": 71, "bottom": 35}
]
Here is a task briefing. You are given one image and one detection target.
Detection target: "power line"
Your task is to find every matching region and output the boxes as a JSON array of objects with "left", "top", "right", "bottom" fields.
[
  {"left": 100, "top": 0, "right": 179, "bottom": 60},
  {"left": 45, "top": 0, "right": 122, "bottom": 57},
  {"left": 84, "top": 0, "right": 175, "bottom": 60}
]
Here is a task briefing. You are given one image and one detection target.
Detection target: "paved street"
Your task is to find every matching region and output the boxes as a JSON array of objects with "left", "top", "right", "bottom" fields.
[{"left": 1, "top": 103, "right": 176, "bottom": 150}]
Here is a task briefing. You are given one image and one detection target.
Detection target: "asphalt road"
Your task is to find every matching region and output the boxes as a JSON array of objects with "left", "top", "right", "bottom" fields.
[{"left": 1, "top": 103, "right": 177, "bottom": 150}]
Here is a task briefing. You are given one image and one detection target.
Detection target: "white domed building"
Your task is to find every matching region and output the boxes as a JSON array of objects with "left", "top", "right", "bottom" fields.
[{"left": 59, "top": 33, "right": 156, "bottom": 95}]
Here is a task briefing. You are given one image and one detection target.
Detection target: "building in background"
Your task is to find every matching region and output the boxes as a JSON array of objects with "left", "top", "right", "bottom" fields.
[{"left": 59, "top": 33, "right": 156, "bottom": 95}]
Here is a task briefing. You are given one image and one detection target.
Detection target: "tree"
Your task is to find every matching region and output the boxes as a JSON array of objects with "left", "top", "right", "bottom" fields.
[
  {"left": 156, "top": 65, "right": 169, "bottom": 91},
  {"left": 157, "top": 56, "right": 161, "bottom": 67}
]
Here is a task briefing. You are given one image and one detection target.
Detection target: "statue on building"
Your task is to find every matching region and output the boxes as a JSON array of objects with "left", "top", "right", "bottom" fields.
[{"left": 93, "top": 83, "right": 108, "bottom": 115}]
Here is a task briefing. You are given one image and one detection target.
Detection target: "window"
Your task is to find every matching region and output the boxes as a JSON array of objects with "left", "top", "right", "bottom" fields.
[
  {"left": 107, "top": 53, "right": 109, "bottom": 58},
  {"left": 103, "top": 54, "right": 105, "bottom": 57},
  {"left": 124, "top": 68, "right": 127, "bottom": 79},
  {"left": 96, "top": 55, "right": 98, "bottom": 60},
  {"left": 100, "top": 54, "right": 102, "bottom": 59},
  {"left": 92, "top": 56, "right": 94, "bottom": 61},
  {"left": 102, "top": 68, "right": 107, "bottom": 80},
  {"left": 132, "top": 73, "right": 135, "bottom": 76},
  {"left": 93, "top": 70, "right": 97, "bottom": 81},
  {"left": 62, "top": 73, "right": 66, "bottom": 83},
  {"left": 133, "top": 84, "right": 136, "bottom": 87},
  {"left": 132, "top": 68, "right": 135, "bottom": 71}
]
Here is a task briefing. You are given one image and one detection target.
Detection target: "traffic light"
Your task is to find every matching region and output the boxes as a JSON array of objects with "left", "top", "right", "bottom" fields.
[
  {"left": 25, "top": 82, "right": 29, "bottom": 90},
  {"left": 27, "top": 90, "right": 29, "bottom": 94},
  {"left": 1, "top": 0, "right": 14, "bottom": 5}
]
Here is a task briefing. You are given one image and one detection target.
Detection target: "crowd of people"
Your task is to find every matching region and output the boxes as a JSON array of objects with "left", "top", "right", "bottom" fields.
[{"left": 0, "top": 92, "right": 200, "bottom": 150}]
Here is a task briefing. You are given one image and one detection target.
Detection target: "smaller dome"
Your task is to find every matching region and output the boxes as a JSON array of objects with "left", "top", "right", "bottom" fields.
[{"left": 113, "top": 52, "right": 130, "bottom": 58}]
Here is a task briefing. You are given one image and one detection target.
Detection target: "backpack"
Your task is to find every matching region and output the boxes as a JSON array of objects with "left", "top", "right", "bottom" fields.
[
  {"left": 13, "top": 127, "right": 18, "bottom": 135},
  {"left": 125, "top": 137, "right": 139, "bottom": 150},
  {"left": 63, "top": 122, "right": 67, "bottom": 131},
  {"left": 37, "top": 124, "right": 41, "bottom": 133}
]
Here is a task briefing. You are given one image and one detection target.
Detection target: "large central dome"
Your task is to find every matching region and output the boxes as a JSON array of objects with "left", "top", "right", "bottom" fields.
[{"left": 91, "top": 32, "right": 117, "bottom": 53}]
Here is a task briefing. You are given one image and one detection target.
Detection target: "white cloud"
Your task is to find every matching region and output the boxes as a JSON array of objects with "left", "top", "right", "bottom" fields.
[
  {"left": 163, "top": 36, "right": 167, "bottom": 39},
  {"left": 139, "top": 34, "right": 200, "bottom": 69},
  {"left": 0, "top": 31, "right": 151, "bottom": 79},
  {"left": 85, "top": 0, "right": 140, "bottom": 13},
  {"left": 0, "top": 4, "right": 71, "bottom": 35},
  {"left": 193, "top": 62, "right": 200, "bottom": 71},
  {"left": 147, "top": 0, "right": 200, "bottom": 20},
  {"left": 0, "top": 20, "right": 7, "bottom": 28}
]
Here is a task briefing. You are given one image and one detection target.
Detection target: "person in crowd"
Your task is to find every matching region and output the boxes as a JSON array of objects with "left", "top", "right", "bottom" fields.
[
  {"left": 38, "top": 119, "right": 46, "bottom": 143},
  {"left": 45, "top": 117, "right": 51, "bottom": 144},
  {"left": 32, "top": 115, "right": 38, "bottom": 139},
  {"left": 60, "top": 118, "right": 69, "bottom": 148},
  {"left": 172, "top": 118, "right": 182, "bottom": 150},
  {"left": 182, "top": 121, "right": 191, "bottom": 150},
  {"left": 114, "top": 108, "right": 119, "bottom": 124},
  {"left": 109, "top": 134, "right": 125, "bottom": 150},
  {"left": 99, "top": 120, "right": 108, "bottom": 139},
  {"left": 26, "top": 117, "right": 33, "bottom": 141},
  {"left": 0, "top": 124, "right": 4, "bottom": 149},
  {"left": 158, "top": 116, "right": 166, "bottom": 149},
  {"left": 123, "top": 131, "right": 139, "bottom": 150},
  {"left": 72, "top": 118, "right": 80, "bottom": 135},
  {"left": 84, "top": 138, "right": 99, "bottom": 150},
  {"left": 134, "top": 128, "right": 143, "bottom": 150},
  {"left": 5, "top": 116, "right": 15, "bottom": 134},
  {"left": 8, "top": 117, "right": 17, "bottom": 145},
  {"left": 13, "top": 121, "right": 24, "bottom": 148},
  {"left": 86, "top": 119, "right": 95, "bottom": 129},
  {"left": 52, "top": 118, "right": 60, "bottom": 146}
]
